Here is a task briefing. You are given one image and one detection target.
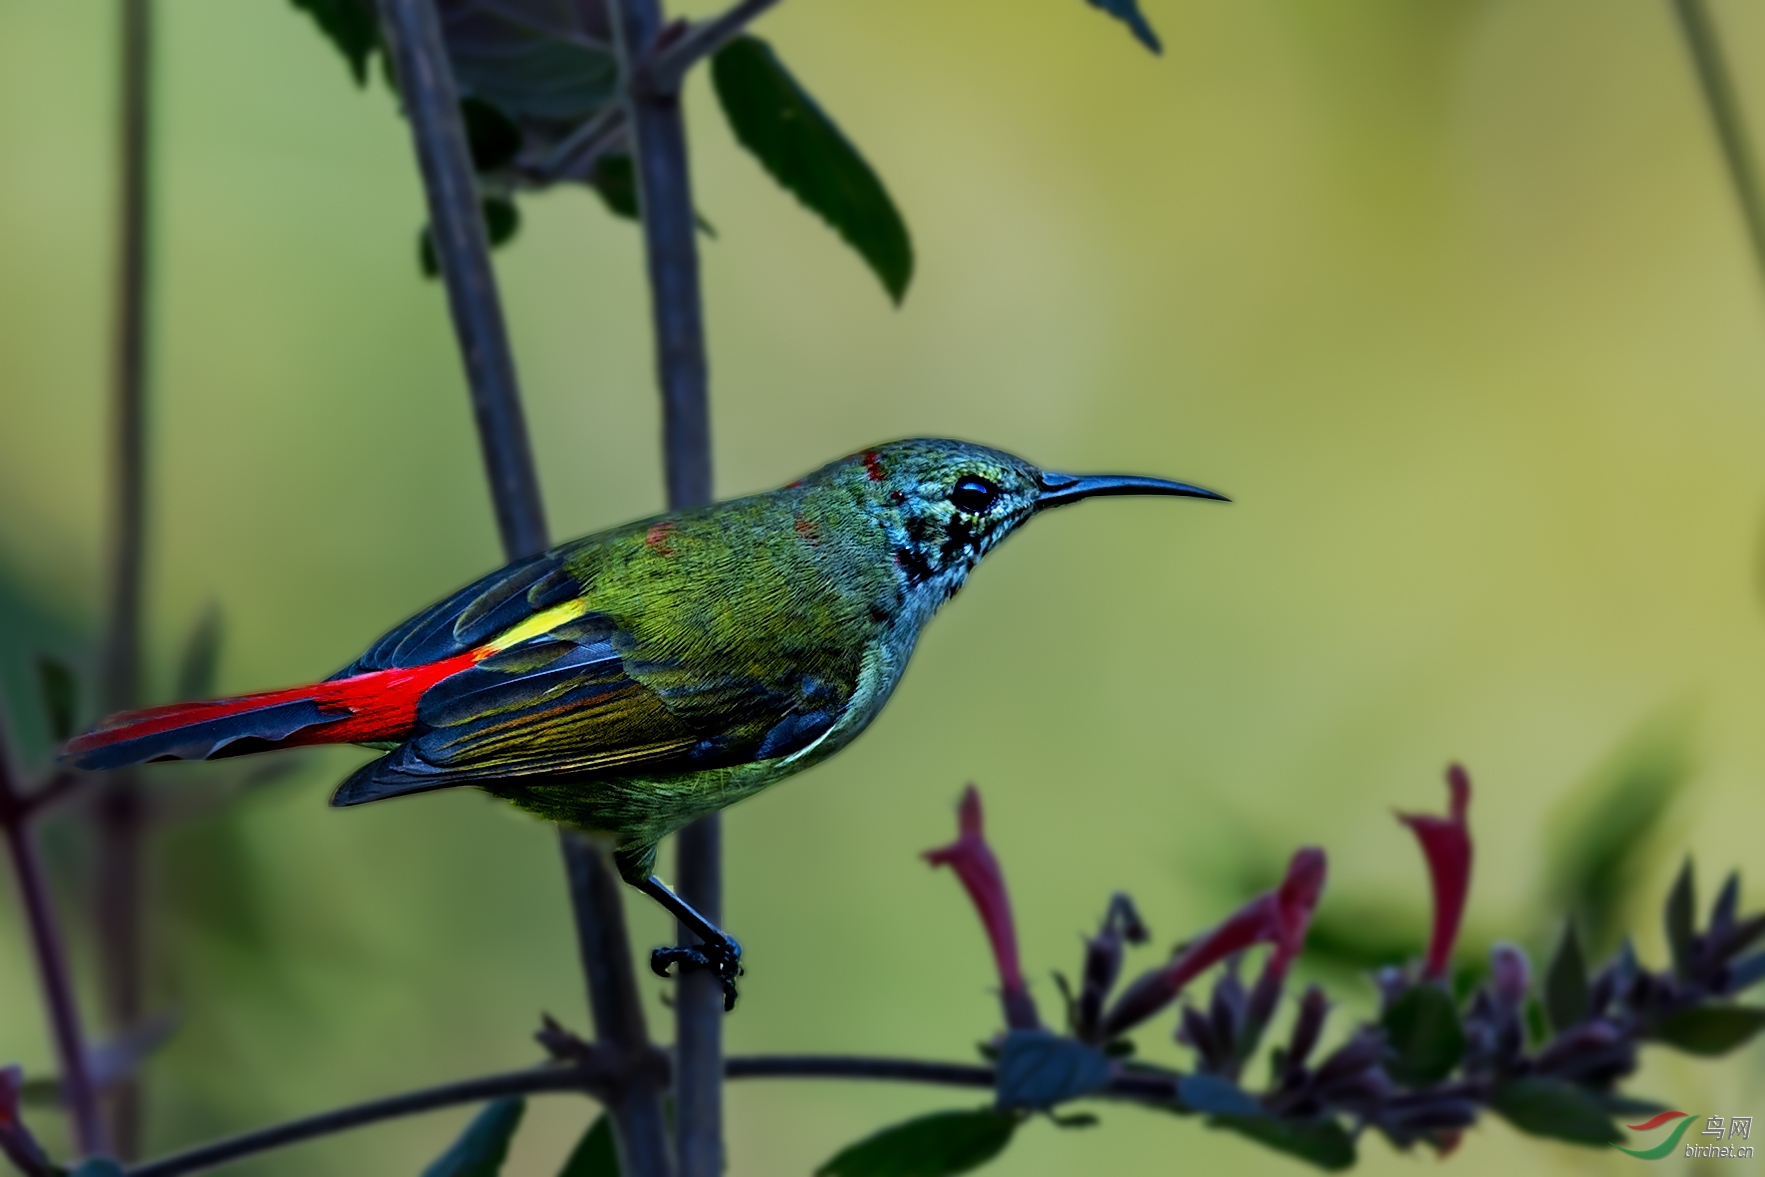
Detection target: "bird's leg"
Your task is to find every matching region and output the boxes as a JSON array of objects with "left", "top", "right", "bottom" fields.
[{"left": 638, "top": 874, "right": 743, "bottom": 1011}]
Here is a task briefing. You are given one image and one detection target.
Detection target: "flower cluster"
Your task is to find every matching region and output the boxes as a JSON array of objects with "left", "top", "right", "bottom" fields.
[{"left": 902, "top": 765, "right": 1765, "bottom": 1172}]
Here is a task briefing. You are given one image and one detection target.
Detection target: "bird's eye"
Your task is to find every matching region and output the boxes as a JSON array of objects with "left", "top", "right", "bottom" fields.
[{"left": 949, "top": 477, "right": 998, "bottom": 514}]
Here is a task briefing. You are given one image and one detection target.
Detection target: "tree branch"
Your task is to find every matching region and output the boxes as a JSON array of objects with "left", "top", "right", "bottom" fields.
[
  {"left": 120, "top": 1055, "right": 1185, "bottom": 1177},
  {"left": 643, "top": 0, "right": 782, "bottom": 97},
  {"left": 1671, "top": 0, "right": 1765, "bottom": 285},
  {"left": 374, "top": 0, "right": 548, "bottom": 561},
  {"left": 374, "top": 4, "right": 672, "bottom": 1175},
  {"left": 0, "top": 722, "right": 108, "bottom": 1158},
  {"left": 606, "top": 0, "right": 721, "bottom": 1171},
  {"left": 97, "top": 0, "right": 155, "bottom": 1155}
]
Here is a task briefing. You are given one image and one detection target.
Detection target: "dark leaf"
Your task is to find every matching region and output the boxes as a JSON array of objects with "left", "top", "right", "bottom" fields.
[
  {"left": 1047, "top": 1111, "right": 1098, "bottom": 1129},
  {"left": 993, "top": 1029, "right": 1111, "bottom": 1110},
  {"left": 711, "top": 35, "right": 913, "bottom": 303},
  {"left": 1212, "top": 1115, "right": 1356, "bottom": 1171},
  {"left": 420, "top": 197, "right": 522, "bottom": 277},
  {"left": 1547, "top": 712, "right": 1690, "bottom": 951},
  {"left": 34, "top": 657, "right": 77, "bottom": 744},
  {"left": 1177, "top": 1073, "right": 1262, "bottom": 1116},
  {"left": 462, "top": 99, "right": 524, "bottom": 172},
  {"left": 438, "top": 1, "right": 616, "bottom": 124},
  {"left": 421, "top": 1097, "right": 525, "bottom": 1177},
  {"left": 1523, "top": 996, "right": 1549, "bottom": 1048},
  {"left": 815, "top": 1109, "right": 1018, "bottom": 1177},
  {"left": 592, "top": 155, "right": 638, "bottom": 221},
  {"left": 1490, "top": 1077, "right": 1620, "bottom": 1146},
  {"left": 1666, "top": 858, "right": 1695, "bottom": 980},
  {"left": 290, "top": 0, "right": 378, "bottom": 85},
  {"left": 1082, "top": 0, "right": 1162, "bottom": 54},
  {"left": 559, "top": 1113, "right": 618, "bottom": 1176},
  {"left": 1544, "top": 920, "right": 1588, "bottom": 1033},
  {"left": 1730, "top": 953, "right": 1765, "bottom": 992},
  {"left": 1654, "top": 1005, "right": 1765, "bottom": 1056},
  {"left": 69, "top": 1161, "right": 128, "bottom": 1177},
  {"left": 1380, "top": 985, "right": 1464, "bottom": 1086},
  {"left": 176, "top": 604, "right": 223, "bottom": 702}
]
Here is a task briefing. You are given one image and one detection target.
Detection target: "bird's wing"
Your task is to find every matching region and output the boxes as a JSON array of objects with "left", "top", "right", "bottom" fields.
[
  {"left": 332, "top": 607, "right": 853, "bottom": 806},
  {"left": 333, "top": 550, "right": 585, "bottom": 676}
]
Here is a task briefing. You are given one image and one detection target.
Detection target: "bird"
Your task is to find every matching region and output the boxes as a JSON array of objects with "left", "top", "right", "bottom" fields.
[{"left": 63, "top": 438, "right": 1226, "bottom": 1008}]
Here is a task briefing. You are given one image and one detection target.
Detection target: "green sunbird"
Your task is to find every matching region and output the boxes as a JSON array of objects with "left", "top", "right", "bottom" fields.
[{"left": 66, "top": 439, "right": 1226, "bottom": 1006}]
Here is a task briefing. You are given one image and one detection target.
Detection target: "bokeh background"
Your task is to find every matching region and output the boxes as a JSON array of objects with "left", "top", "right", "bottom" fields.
[{"left": 4, "top": 0, "right": 1765, "bottom": 1172}]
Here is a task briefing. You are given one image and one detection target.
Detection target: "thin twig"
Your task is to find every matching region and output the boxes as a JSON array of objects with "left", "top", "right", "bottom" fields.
[
  {"left": 643, "top": 0, "right": 782, "bottom": 96},
  {"left": 1671, "top": 0, "right": 1765, "bottom": 284},
  {"left": 0, "top": 723, "right": 108, "bottom": 1157},
  {"left": 606, "top": 0, "right": 720, "bottom": 1172},
  {"left": 375, "top": 0, "right": 548, "bottom": 561},
  {"left": 121, "top": 1055, "right": 1185, "bottom": 1177},
  {"left": 97, "top": 0, "right": 155, "bottom": 1155}
]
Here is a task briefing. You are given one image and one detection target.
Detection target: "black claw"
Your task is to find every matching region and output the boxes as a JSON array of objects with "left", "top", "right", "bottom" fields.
[{"left": 649, "top": 935, "right": 744, "bottom": 1010}]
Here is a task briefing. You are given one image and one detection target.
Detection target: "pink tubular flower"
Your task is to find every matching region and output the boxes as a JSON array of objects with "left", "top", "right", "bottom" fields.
[
  {"left": 1399, "top": 764, "right": 1473, "bottom": 980},
  {"left": 924, "top": 785, "right": 1039, "bottom": 1029},
  {"left": 1101, "top": 847, "right": 1328, "bottom": 1038}
]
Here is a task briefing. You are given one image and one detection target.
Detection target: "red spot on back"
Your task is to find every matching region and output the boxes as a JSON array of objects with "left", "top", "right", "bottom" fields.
[
  {"left": 862, "top": 450, "right": 887, "bottom": 482},
  {"left": 794, "top": 514, "right": 820, "bottom": 546},
  {"left": 645, "top": 521, "right": 675, "bottom": 555}
]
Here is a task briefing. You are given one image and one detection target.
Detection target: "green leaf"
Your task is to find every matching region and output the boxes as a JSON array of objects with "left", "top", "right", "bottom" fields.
[
  {"left": 1083, "top": 0, "right": 1163, "bottom": 54},
  {"left": 1380, "top": 985, "right": 1464, "bottom": 1086},
  {"left": 1654, "top": 1004, "right": 1765, "bottom": 1055},
  {"left": 559, "top": 1114, "right": 618, "bottom": 1177},
  {"left": 438, "top": 2, "right": 616, "bottom": 124},
  {"left": 1666, "top": 858, "right": 1696, "bottom": 980},
  {"left": 993, "top": 1029, "right": 1111, "bottom": 1110},
  {"left": 712, "top": 35, "right": 913, "bottom": 304},
  {"left": 592, "top": 155, "right": 638, "bottom": 221},
  {"left": 422, "top": 1097, "right": 525, "bottom": 1177},
  {"left": 1212, "top": 1115, "right": 1356, "bottom": 1171},
  {"left": 1544, "top": 920, "right": 1588, "bottom": 1033},
  {"left": 176, "top": 603, "right": 223, "bottom": 702},
  {"left": 290, "top": 0, "right": 378, "bottom": 85},
  {"left": 1546, "top": 710, "right": 1691, "bottom": 951},
  {"left": 34, "top": 656, "right": 77, "bottom": 743},
  {"left": 420, "top": 197, "right": 522, "bottom": 277},
  {"left": 815, "top": 1108, "right": 1018, "bottom": 1177},
  {"left": 1490, "top": 1078, "right": 1620, "bottom": 1146}
]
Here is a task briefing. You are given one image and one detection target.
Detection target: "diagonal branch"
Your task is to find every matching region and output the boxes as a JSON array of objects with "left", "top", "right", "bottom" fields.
[
  {"left": 0, "top": 720, "right": 108, "bottom": 1158},
  {"left": 1671, "top": 0, "right": 1765, "bottom": 285},
  {"left": 642, "top": 0, "right": 782, "bottom": 96}
]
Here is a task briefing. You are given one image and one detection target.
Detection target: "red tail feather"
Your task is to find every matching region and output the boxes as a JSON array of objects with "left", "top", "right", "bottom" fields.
[{"left": 63, "top": 651, "right": 482, "bottom": 770}]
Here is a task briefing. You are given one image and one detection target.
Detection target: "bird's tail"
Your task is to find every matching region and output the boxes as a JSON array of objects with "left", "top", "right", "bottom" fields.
[{"left": 61, "top": 654, "right": 479, "bottom": 771}]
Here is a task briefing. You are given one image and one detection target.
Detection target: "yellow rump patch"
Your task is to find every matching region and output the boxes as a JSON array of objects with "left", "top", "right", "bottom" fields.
[{"left": 481, "top": 598, "right": 590, "bottom": 654}]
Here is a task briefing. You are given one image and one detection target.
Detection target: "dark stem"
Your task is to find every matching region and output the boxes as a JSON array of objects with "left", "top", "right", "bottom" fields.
[
  {"left": 1671, "top": 0, "right": 1765, "bottom": 283},
  {"left": 559, "top": 834, "right": 675, "bottom": 1177},
  {"left": 607, "top": 0, "right": 720, "bottom": 1171},
  {"left": 375, "top": 0, "right": 548, "bottom": 562},
  {"left": 644, "top": 0, "right": 782, "bottom": 95},
  {"left": 97, "top": 0, "right": 154, "bottom": 1156},
  {"left": 374, "top": 3, "right": 670, "bottom": 1174},
  {"left": 0, "top": 727, "right": 108, "bottom": 1157},
  {"left": 121, "top": 1055, "right": 1181, "bottom": 1177}
]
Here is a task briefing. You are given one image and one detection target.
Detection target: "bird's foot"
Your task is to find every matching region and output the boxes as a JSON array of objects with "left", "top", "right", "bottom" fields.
[{"left": 650, "top": 934, "right": 743, "bottom": 1011}]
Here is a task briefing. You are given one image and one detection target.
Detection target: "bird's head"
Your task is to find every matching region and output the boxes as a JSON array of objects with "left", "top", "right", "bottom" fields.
[{"left": 815, "top": 438, "right": 1228, "bottom": 616}]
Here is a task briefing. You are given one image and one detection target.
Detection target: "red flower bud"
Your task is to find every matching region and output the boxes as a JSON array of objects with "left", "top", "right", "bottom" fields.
[
  {"left": 1101, "top": 847, "right": 1327, "bottom": 1038},
  {"left": 925, "top": 785, "right": 1039, "bottom": 1029},
  {"left": 1398, "top": 764, "right": 1474, "bottom": 980}
]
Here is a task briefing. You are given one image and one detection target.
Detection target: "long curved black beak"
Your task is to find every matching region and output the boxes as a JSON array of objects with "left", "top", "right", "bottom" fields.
[{"left": 1035, "top": 471, "right": 1230, "bottom": 511}]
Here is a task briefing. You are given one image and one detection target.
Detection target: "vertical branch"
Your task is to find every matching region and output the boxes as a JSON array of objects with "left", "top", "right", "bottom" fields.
[
  {"left": 606, "top": 4, "right": 721, "bottom": 1175},
  {"left": 0, "top": 726, "right": 107, "bottom": 1157},
  {"left": 1672, "top": 0, "right": 1765, "bottom": 285},
  {"left": 373, "top": 0, "right": 547, "bottom": 561},
  {"left": 97, "top": 0, "right": 153, "bottom": 1156},
  {"left": 373, "top": 2, "right": 671, "bottom": 1174}
]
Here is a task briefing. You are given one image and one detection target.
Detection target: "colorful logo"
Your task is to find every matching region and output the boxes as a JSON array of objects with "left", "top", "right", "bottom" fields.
[{"left": 1614, "top": 1111, "right": 1698, "bottom": 1160}]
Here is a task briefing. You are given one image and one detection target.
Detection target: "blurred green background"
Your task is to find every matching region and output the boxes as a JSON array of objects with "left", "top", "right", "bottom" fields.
[{"left": 4, "top": 0, "right": 1765, "bottom": 1172}]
